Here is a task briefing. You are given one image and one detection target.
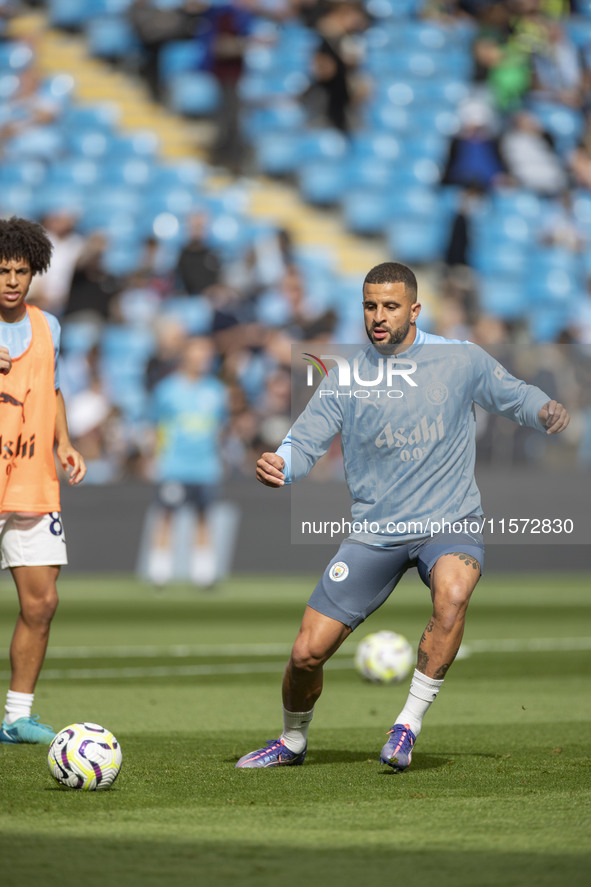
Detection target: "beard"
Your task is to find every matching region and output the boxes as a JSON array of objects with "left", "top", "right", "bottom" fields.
[{"left": 365, "top": 317, "right": 411, "bottom": 354}]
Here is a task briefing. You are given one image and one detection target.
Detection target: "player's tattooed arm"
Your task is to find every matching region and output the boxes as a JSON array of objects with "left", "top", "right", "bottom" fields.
[{"left": 445, "top": 552, "right": 481, "bottom": 571}]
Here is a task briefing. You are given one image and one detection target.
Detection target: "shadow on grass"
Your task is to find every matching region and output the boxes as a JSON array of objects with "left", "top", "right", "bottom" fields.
[{"left": 2, "top": 835, "right": 589, "bottom": 887}]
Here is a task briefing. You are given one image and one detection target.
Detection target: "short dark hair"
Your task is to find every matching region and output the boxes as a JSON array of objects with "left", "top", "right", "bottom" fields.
[
  {"left": 0, "top": 216, "right": 53, "bottom": 275},
  {"left": 363, "top": 262, "right": 418, "bottom": 299}
]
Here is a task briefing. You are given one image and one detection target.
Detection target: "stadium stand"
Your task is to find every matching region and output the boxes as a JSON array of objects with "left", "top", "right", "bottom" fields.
[{"left": 1, "top": 0, "right": 590, "bottom": 481}]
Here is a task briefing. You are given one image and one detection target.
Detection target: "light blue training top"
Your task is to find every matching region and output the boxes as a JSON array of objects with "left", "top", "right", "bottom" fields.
[
  {"left": 276, "top": 329, "right": 550, "bottom": 545},
  {"left": 0, "top": 309, "right": 61, "bottom": 389},
  {"left": 151, "top": 372, "right": 228, "bottom": 484}
]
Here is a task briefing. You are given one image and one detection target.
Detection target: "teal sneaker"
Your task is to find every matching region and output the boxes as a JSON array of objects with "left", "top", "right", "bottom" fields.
[{"left": 0, "top": 715, "right": 56, "bottom": 745}]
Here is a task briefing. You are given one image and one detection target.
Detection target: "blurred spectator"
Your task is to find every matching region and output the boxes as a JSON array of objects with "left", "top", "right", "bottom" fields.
[
  {"left": 472, "top": 2, "right": 532, "bottom": 113},
  {"left": 499, "top": 110, "right": 568, "bottom": 195},
  {"left": 62, "top": 233, "right": 120, "bottom": 324},
  {"left": 536, "top": 191, "right": 587, "bottom": 252},
  {"left": 444, "top": 183, "right": 486, "bottom": 268},
  {"left": 530, "top": 17, "right": 584, "bottom": 108},
  {"left": 146, "top": 336, "right": 229, "bottom": 588},
  {"left": 27, "top": 211, "right": 84, "bottom": 316},
  {"left": 255, "top": 263, "right": 336, "bottom": 340},
  {"left": 198, "top": 1, "right": 256, "bottom": 171},
  {"left": 130, "top": 0, "right": 203, "bottom": 100},
  {"left": 303, "top": 1, "right": 368, "bottom": 132},
  {"left": 441, "top": 101, "right": 508, "bottom": 190},
  {"left": 65, "top": 348, "right": 126, "bottom": 483},
  {"left": 0, "top": 68, "right": 63, "bottom": 160},
  {"left": 145, "top": 317, "right": 188, "bottom": 391},
  {"left": 175, "top": 212, "right": 222, "bottom": 294},
  {"left": 225, "top": 227, "right": 294, "bottom": 300},
  {"left": 567, "top": 112, "right": 591, "bottom": 189}
]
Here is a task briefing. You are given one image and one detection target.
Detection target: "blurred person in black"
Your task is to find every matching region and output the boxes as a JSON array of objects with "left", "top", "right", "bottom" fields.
[
  {"left": 175, "top": 212, "right": 222, "bottom": 295},
  {"left": 304, "top": 1, "right": 368, "bottom": 133}
]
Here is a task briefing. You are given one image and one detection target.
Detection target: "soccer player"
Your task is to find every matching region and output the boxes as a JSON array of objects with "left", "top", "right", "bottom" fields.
[
  {"left": 147, "top": 335, "right": 228, "bottom": 588},
  {"left": 0, "top": 217, "right": 86, "bottom": 745},
  {"left": 236, "top": 262, "right": 570, "bottom": 770}
]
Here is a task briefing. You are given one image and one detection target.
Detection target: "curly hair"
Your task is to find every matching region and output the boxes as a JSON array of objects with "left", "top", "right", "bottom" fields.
[
  {"left": 0, "top": 216, "right": 53, "bottom": 275},
  {"left": 364, "top": 262, "right": 418, "bottom": 299}
]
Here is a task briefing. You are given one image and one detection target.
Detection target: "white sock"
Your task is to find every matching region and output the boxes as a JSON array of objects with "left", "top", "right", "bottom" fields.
[
  {"left": 394, "top": 669, "right": 444, "bottom": 737},
  {"left": 190, "top": 548, "right": 216, "bottom": 586},
  {"left": 148, "top": 548, "right": 173, "bottom": 586},
  {"left": 4, "top": 690, "right": 34, "bottom": 725},
  {"left": 281, "top": 706, "right": 314, "bottom": 754}
]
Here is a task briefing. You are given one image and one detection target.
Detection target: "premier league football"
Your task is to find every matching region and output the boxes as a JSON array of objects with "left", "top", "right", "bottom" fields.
[{"left": 47, "top": 723, "right": 122, "bottom": 791}]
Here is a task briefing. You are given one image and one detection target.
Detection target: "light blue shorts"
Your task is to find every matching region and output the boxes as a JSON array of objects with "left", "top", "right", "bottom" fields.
[{"left": 307, "top": 515, "right": 484, "bottom": 630}]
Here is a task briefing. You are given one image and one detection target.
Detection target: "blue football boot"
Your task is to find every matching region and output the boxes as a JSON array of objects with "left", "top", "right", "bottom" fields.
[{"left": 236, "top": 738, "right": 306, "bottom": 768}]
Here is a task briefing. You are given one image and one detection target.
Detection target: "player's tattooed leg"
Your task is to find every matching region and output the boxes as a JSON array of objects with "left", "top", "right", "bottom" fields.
[{"left": 444, "top": 552, "right": 481, "bottom": 571}]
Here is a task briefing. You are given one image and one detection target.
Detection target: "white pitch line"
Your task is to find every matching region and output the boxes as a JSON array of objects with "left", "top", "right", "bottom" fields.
[
  {"left": 0, "top": 638, "right": 589, "bottom": 682},
  {"left": 0, "top": 660, "right": 356, "bottom": 681},
  {"left": 42, "top": 643, "right": 297, "bottom": 659},
  {"left": 1, "top": 635, "right": 589, "bottom": 680}
]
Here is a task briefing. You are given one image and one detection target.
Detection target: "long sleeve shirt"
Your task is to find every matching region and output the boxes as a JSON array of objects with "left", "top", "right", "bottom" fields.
[{"left": 276, "top": 330, "right": 549, "bottom": 545}]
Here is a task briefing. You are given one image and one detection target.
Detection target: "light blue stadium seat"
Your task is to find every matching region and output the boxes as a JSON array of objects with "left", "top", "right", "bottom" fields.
[
  {"left": 0, "top": 71, "right": 20, "bottom": 100},
  {"left": 3, "top": 126, "right": 64, "bottom": 161},
  {"left": 207, "top": 213, "right": 255, "bottom": 258},
  {"left": 477, "top": 275, "right": 529, "bottom": 321},
  {"left": 101, "top": 243, "right": 145, "bottom": 277},
  {"left": 101, "top": 324, "right": 155, "bottom": 360},
  {"left": 528, "top": 101, "right": 585, "bottom": 156},
  {"left": 351, "top": 131, "right": 402, "bottom": 162},
  {"left": 253, "top": 130, "right": 306, "bottom": 175},
  {"left": 364, "top": 0, "right": 423, "bottom": 19},
  {"left": 0, "top": 160, "right": 46, "bottom": 186},
  {"left": 63, "top": 102, "right": 120, "bottom": 131},
  {"left": 160, "top": 297, "right": 213, "bottom": 334},
  {"left": 366, "top": 101, "right": 411, "bottom": 133},
  {"left": 391, "top": 185, "right": 446, "bottom": 219},
  {"left": 491, "top": 189, "right": 544, "bottom": 220},
  {"left": 167, "top": 71, "right": 221, "bottom": 116},
  {"left": 86, "top": 15, "right": 140, "bottom": 59},
  {"left": 565, "top": 15, "right": 591, "bottom": 46},
  {"left": 407, "top": 106, "right": 461, "bottom": 136},
  {"left": 529, "top": 306, "right": 571, "bottom": 342},
  {"left": 106, "top": 130, "right": 160, "bottom": 159},
  {"left": 44, "top": 159, "right": 101, "bottom": 187},
  {"left": 345, "top": 156, "right": 399, "bottom": 189},
  {"left": 301, "top": 128, "right": 349, "bottom": 162},
  {"left": 387, "top": 216, "right": 447, "bottom": 264},
  {"left": 67, "top": 128, "right": 112, "bottom": 159},
  {"left": 158, "top": 40, "right": 208, "bottom": 82},
  {"left": 342, "top": 189, "right": 394, "bottom": 235},
  {"left": 151, "top": 160, "right": 206, "bottom": 190},
  {"left": 470, "top": 242, "right": 527, "bottom": 277},
  {"left": 60, "top": 319, "right": 103, "bottom": 356},
  {"left": 99, "top": 158, "right": 153, "bottom": 187},
  {"left": 241, "top": 102, "right": 306, "bottom": 139},
  {"left": 142, "top": 186, "right": 200, "bottom": 218},
  {"left": 48, "top": 0, "right": 93, "bottom": 29},
  {"left": 298, "top": 159, "right": 348, "bottom": 206},
  {"left": 526, "top": 266, "right": 584, "bottom": 306},
  {"left": 238, "top": 70, "right": 309, "bottom": 103},
  {"left": 0, "top": 40, "right": 34, "bottom": 71},
  {"left": 0, "top": 184, "right": 36, "bottom": 218}
]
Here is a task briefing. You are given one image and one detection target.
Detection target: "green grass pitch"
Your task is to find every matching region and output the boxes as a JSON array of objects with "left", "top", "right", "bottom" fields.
[{"left": 1, "top": 571, "right": 590, "bottom": 887}]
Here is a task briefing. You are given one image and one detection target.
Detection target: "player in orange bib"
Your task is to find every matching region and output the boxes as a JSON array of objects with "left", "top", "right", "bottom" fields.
[{"left": 0, "top": 217, "right": 86, "bottom": 745}]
